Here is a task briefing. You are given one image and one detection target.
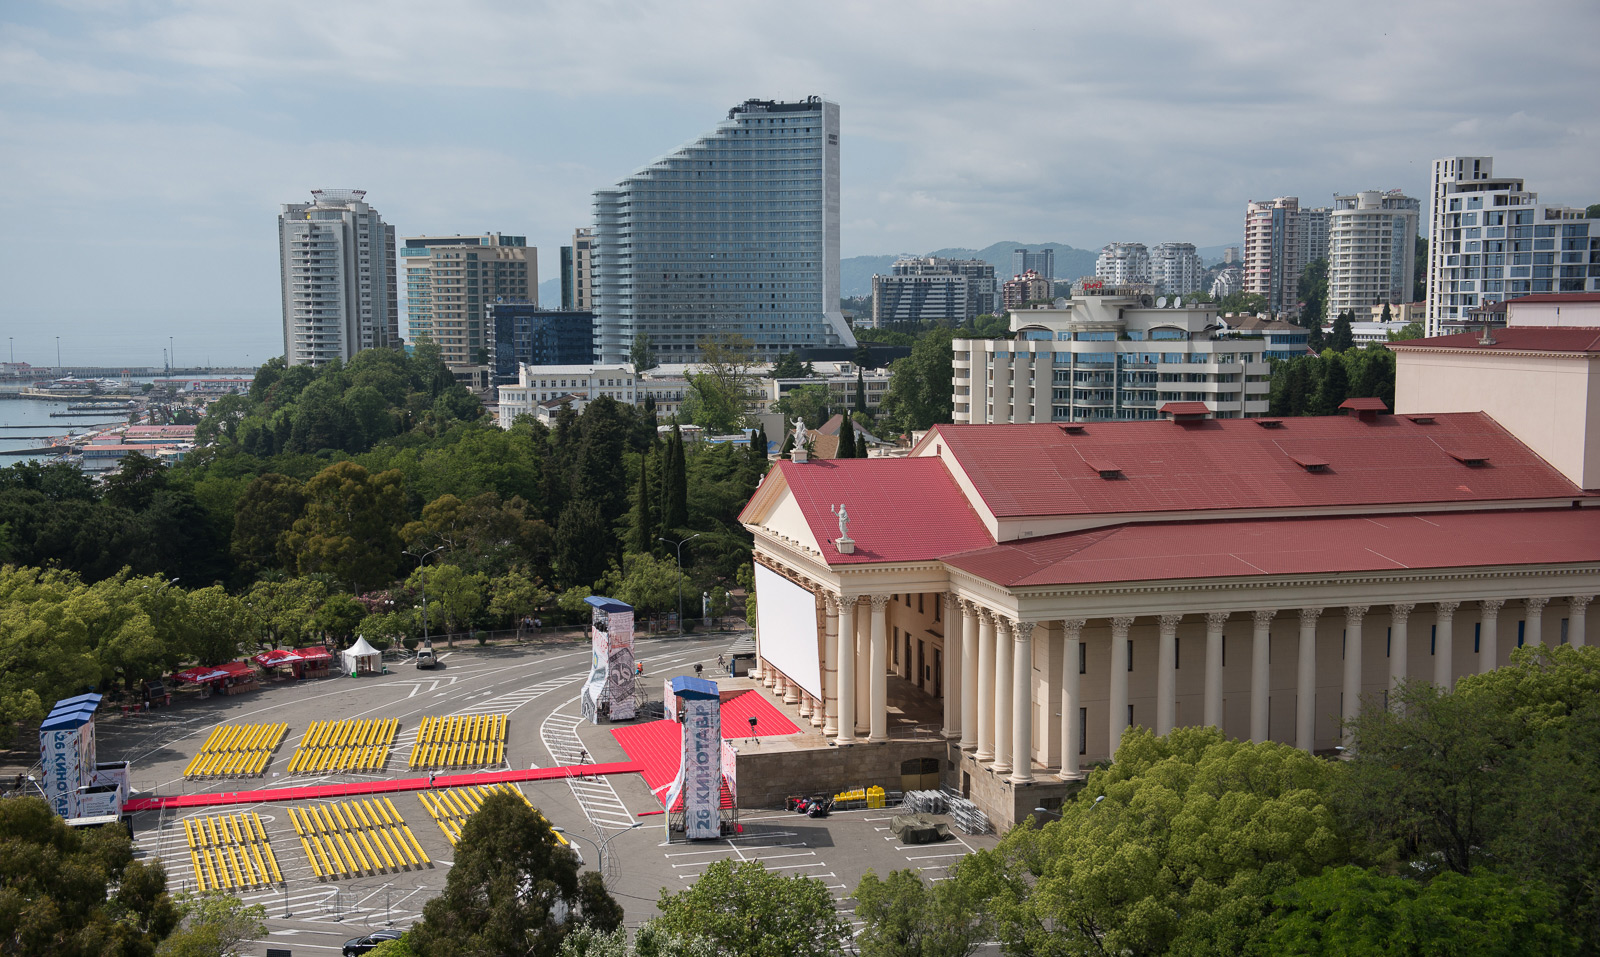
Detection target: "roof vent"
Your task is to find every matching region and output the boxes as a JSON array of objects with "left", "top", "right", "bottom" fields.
[
  {"left": 1406, "top": 415, "right": 1436, "bottom": 425},
  {"left": 1446, "top": 450, "right": 1490, "bottom": 467},
  {"left": 1160, "top": 401, "right": 1211, "bottom": 422},
  {"left": 1085, "top": 457, "right": 1123, "bottom": 479},
  {"left": 1060, "top": 424, "right": 1087, "bottom": 435},
  {"left": 1254, "top": 418, "right": 1284, "bottom": 429},
  {"left": 1338, "top": 397, "right": 1389, "bottom": 423},
  {"left": 1287, "top": 452, "right": 1330, "bottom": 472}
]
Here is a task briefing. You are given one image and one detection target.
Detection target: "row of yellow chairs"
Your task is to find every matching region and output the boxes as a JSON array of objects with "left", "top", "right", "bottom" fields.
[
  {"left": 417, "top": 785, "right": 563, "bottom": 848},
  {"left": 186, "top": 750, "right": 272, "bottom": 779},
  {"left": 192, "top": 842, "right": 283, "bottom": 892},
  {"left": 288, "top": 719, "right": 398, "bottom": 774},
  {"left": 287, "top": 798, "right": 430, "bottom": 880},
  {"left": 407, "top": 715, "right": 508, "bottom": 769},
  {"left": 183, "top": 811, "right": 269, "bottom": 850},
  {"left": 287, "top": 745, "right": 390, "bottom": 775},
  {"left": 197, "top": 722, "right": 288, "bottom": 755},
  {"left": 297, "top": 718, "right": 398, "bottom": 751},
  {"left": 183, "top": 722, "right": 288, "bottom": 779}
]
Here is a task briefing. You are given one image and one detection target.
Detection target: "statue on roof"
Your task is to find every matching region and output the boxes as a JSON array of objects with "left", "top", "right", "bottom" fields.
[
  {"left": 792, "top": 417, "right": 807, "bottom": 450},
  {"left": 831, "top": 503, "right": 850, "bottom": 541}
]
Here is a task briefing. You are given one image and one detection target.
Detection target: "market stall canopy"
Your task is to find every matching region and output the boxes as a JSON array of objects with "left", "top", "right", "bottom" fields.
[
  {"left": 173, "top": 661, "right": 253, "bottom": 685},
  {"left": 298, "top": 647, "right": 332, "bottom": 663},
  {"left": 252, "top": 649, "right": 303, "bottom": 668},
  {"left": 341, "top": 636, "right": 383, "bottom": 674}
]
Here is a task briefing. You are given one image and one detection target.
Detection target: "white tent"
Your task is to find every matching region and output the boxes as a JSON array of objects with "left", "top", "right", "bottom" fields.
[{"left": 342, "top": 636, "right": 384, "bottom": 676}]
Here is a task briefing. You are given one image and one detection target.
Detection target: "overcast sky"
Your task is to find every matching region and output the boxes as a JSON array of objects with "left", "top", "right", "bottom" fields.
[{"left": 3, "top": 0, "right": 1597, "bottom": 367}]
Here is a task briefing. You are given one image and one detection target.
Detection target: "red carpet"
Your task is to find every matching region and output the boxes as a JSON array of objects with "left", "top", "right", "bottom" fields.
[
  {"left": 720, "top": 690, "right": 803, "bottom": 737},
  {"left": 610, "top": 690, "right": 801, "bottom": 810},
  {"left": 123, "top": 761, "right": 643, "bottom": 812}
]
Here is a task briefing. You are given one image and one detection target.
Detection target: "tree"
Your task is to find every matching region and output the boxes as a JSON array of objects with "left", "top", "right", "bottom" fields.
[
  {"left": 631, "top": 332, "right": 657, "bottom": 374},
  {"left": 856, "top": 431, "right": 869, "bottom": 459},
  {"left": 681, "top": 334, "right": 760, "bottom": 434},
  {"left": 646, "top": 859, "right": 848, "bottom": 957},
  {"left": 769, "top": 351, "right": 809, "bottom": 379},
  {"left": 855, "top": 867, "right": 988, "bottom": 957},
  {"left": 178, "top": 585, "right": 255, "bottom": 665},
  {"left": 853, "top": 366, "right": 868, "bottom": 418},
  {"left": 660, "top": 427, "right": 688, "bottom": 534},
  {"left": 1379, "top": 301, "right": 1393, "bottom": 324},
  {"left": 834, "top": 425, "right": 856, "bottom": 458},
  {"left": 771, "top": 384, "right": 831, "bottom": 431},
  {"left": 554, "top": 500, "right": 611, "bottom": 589},
  {"left": 157, "top": 893, "right": 269, "bottom": 957},
  {"left": 1313, "top": 352, "right": 1349, "bottom": 415},
  {"left": 282, "top": 462, "right": 407, "bottom": 591},
  {"left": 628, "top": 450, "right": 655, "bottom": 554},
  {"left": 595, "top": 552, "right": 686, "bottom": 615},
  {"left": 487, "top": 568, "right": 553, "bottom": 630},
  {"left": 1297, "top": 258, "right": 1329, "bottom": 326},
  {"left": 1388, "top": 321, "right": 1425, "bottom": 341},
  {"left": 1306, "top": 318, "right": 1327, "bottom": 352},
  {"left": 405, "top": 563, "right": 485, "bottom": 644},
  {"left": 1413, "top": 236, "right": 1429, "bottom": 303},
  {"left": 409, "top": 791, "right": 621, "bottom": 957},
  {"left": 1329, "top": 310, "right": 1355, "bottom": 352},
  {"left": 880, "top": 328, "right": 956, "bottom": 434}
]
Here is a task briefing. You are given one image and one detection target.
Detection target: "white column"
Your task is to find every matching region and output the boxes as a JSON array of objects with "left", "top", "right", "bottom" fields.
[
  {"left": 1204, "top": 611, "right": 1228, "bottom": 730},
  {"left": 1341, "top": 605, "right": 1367, "bottom": 745},
  {"left": 1109, "top": 616, "right": 1134, "bottom": 757},
  {"left": 835, "top": 597, "right": 857, "bottom": 745},
  {"left": 1060, "top": 619, "right": 1085, "bottom": 779},
  {"left": 1478, "top": 599, "right": 1502, "bottom": 674},
  {"left": 1156, "top": 613, "right": 1181, "bottom": 735},
  {"left": 943, "top": 593, "right": 961, "bottom": 739},
  {"left": 1250, "top": 609, "right": 1274, "bottom": 743},
  {"left": 1010, "top": 621, "right": 1036, "bottom": 785},
  {"left": 822, "top": 595, "right": 840, "bottom": 737},
  {"left": 868, "top": 595, "right": 889, "bottom": 743},
  {"left": 993, "top": 618, "right": 1014, "bottom": 774},
  {"left": 798, "top": 690, "right": 813, "bottom": 718},
  {"left": 1389, "top": 603, "right": 1413, "bottom": 695},
  {"left": 1296, "top": 607, "right": 1321, "bottom": 752},
  {"left": 976, "top": 609, "right": 996, "bottom": 761},
  {"left": 773, "top": 671, "right": 787, "bottom": 698},
  {"left": 1433, "top": 601, "right": 1459, "bottom": 690},
  {"left": 960, "top": 600, "right": 979, "bottom": 751},
  {"left": 783, "top": 671, "right": 801, "bottom": 705},
  {"left": 1571, "top": 596, "right": 1592, "bottom": 648},
  {"left": 1524, "top": 597, "right": 1548, "bottom": 647}
]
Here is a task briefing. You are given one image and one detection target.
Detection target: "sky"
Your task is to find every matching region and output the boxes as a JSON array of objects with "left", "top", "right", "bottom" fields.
[{"left": 2, "top": 1, "right": 1597, "bottom": 368}]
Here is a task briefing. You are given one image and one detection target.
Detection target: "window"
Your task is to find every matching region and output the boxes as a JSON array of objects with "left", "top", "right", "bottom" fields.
[
  {"left": 1430, "top": 624, "right": 1436, "bottom": 655},
  {"left": 1079, "top": 642, "right": 1087, "bottom": 675},
  {"left": 1175, "top": 636, "right": 1180, "bottom": 669},
  {"left": 1129, "top": 705, "right": 1135, "bottom": 727},
  {"left": 1517, "top": 620, "right": 1525, "bottom": 647},
  {"left": 918, "top": 594, "right": 924, "bottom": 614},
  {"left": 1474, "top": 622, "right": 1481, "bottom": 654},
  {"left": 934, "top": 600, "right": 941, "bottom": 623},
  {"left": 1386, "top": 627, "right": 1391, "bottom": 657},
  {"left": 1222, "top": 635, "right": 1226, "bottom": 667},
  {"left": 1128, "top": 639, "right": 1134, "bottom": 671}
]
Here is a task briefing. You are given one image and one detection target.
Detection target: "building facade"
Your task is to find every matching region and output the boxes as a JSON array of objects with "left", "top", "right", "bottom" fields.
[
  {"left": 1244, "top": 197, "right": 1318, "bottom": 318},
  {"left": 1095, "top": 243, "right": 1151, "bottom": 286},
  {"left": 1325, "top": 191, "right": 1420, "bottom": 320},
  {"left": 953, "top": 286, "right": 1271, "bottom": 424},
  {"left": 1150, "top": 242, "right": 1205, "bottom": 297},
  {"left": 1297, "top": 206, "right": 1331, "bottom": 267},
  {"left": 1425, "top": 156, "right": 1600, "bottom": 335},
  {"left": 488, "top": 305, "right": 595, "bottom": 382},
  {"left": 1002, "top": 270, "right": 1054, "bottom": 311},
  {"left": 278, "top": 189, "right": 399, "bottom": 366},
  {"left": 1211, "top": 265, "right": 1243, "bottom": 299},
  {"left": 869, "top": 257, "right": 997, "bottom": 326},
  {"left": 591, "top": 96, "right": 856, "bottom": 365},
  {"left": 1012, "top": 248, "right": 1056, "bottom": 281},
  {"left": 561, "top": 227, "right": 595, "bottom": 312},
  {"left": 403, "top": 233, "right": 536, "bottom": 371},
  {"left": 496, "top": 363, "right": 639, "bottom": 428}
]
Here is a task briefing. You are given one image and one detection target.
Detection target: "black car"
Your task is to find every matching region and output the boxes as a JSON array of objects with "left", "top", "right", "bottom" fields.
[{"left": 343, "top": 930, "right": 403, "bottom": 956}]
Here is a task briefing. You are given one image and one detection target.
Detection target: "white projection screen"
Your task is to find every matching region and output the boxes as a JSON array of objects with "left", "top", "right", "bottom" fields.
[{"left": 754, "top": 564, "right": 823, "bottom": 700}]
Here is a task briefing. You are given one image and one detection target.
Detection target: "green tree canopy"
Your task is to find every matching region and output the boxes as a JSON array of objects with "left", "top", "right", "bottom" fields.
[
  {"left": 681, "top": 335, "right": 760, "bottom": 434},
  {"left": 771, "top": 384, "right": 831, "bottom": 431},
  {"left": 282, "top": 462, "right": 407, "bottom": 591},
  {"left": 644, "top": 860, "right": 848, "bottom": 957},
  {"left": 881, "top": 328, "right": 955, "bottom": 434},
  {"left": 855, "top": 867, "right": 988, "bottom": 957}
]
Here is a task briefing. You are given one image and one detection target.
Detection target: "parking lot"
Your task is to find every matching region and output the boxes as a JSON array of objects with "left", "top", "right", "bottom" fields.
[{"left": 95, "top": 634, "right": 998, "bottom": 954}]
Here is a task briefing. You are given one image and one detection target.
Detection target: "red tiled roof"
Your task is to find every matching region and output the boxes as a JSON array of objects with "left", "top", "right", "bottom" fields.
[
  {"left": 1161, "top": 401, "right": 1210, "bottom": 415},
  {"left": 1388, "top": 327, "right": 1600, "bottom": 353},
  {"left": 922, "top": 413, "right": 1585, "bottom": 520},
  {"left": 944, "top": 508, "right": 1600, "bottom": 587},
  {"left": 747, "top": 458, "right": 994, "bottom": 563},
  {"left": 1339, "top": 397, "right": 1389, "bottom": 412}
]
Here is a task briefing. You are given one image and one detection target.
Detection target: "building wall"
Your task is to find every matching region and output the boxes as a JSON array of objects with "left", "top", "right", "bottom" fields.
[
  {"left": 403, "top": 233, "right": 536, "bottom": 370},
  {"left": 1327, "top": 191, "right": 1419, "bottom": 319},
  {"left": 1506, "top": 299, "right": 1600, "bottom": 328},
  {"left": 1395, "top": 349, "right": 1599, "bottom": 489},
  {"left": 871, "top": 273, "right": 969, "bottom": 326},
  {"left": 278, "top": 190, "right": 397, "bottom": 367},
  {"left": 1150, "top": 243, "right": 1205, "bottom": 297},
  {"left": 1096, "top": 243, "right": 1151, "bottom": 286}
]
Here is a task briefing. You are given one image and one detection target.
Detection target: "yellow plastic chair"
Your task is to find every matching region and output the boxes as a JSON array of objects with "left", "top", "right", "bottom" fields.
[
  {"left": 190, "top": 850, "right": 206, "bottom": 893},
  {"left": 264, "top": 843, "right": 283, "bottom": 883}
]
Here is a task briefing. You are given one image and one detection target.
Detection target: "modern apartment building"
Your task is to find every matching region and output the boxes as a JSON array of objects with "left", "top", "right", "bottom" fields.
[
  {"left": 1297, "top": 206, "right": 1331, "bottom": 267},
  {"left": 1150, "top": 242, "right": 1205, "bottom": 297},
  {"left": 1002, "top": 270, "right": 1054, "bottom": 311},
  {"left": 277, "top": 189, "right": 398, "bottom": 366},
  {"left": 402, "top": 233, "right": 536, "bottom": 370},
  {"left": 1095, "top": 243, "right": 1151, "bottom": 286},
  {"left": 953, "top": 284, "right": 1271, "bottom": 424},
  {"left": 870, "top": 257, "right": 997, "bottom": 326},
  {"left": 1244, "top": 197, "right": 1314, "bottom": 317},
  {"left": 487, "top": 304, "right": 595, "bottom": 383},
  {"left": 1211, "top": 265, "right": 1243, "bottom": 299},
  {"left": 1326, "top": 190, "right": 1419, "bottom": 320},
  {"left": 1425, "top": 156, "right": 1600, "bottom": 335},
  {"left": 591, "top": 96, "right": 856, "bottom": 364},
  {"left": 561, "top": 227, "right": 595, "bottom": 311},
  {"left": 1012, "top": 247, "right": 1056, "bottom": 280}
]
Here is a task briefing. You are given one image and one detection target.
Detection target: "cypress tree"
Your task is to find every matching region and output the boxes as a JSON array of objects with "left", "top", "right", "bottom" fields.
[
  {"left": 856, "top": 431, "right": 869, "bottom": 458},
  {"left": 1314, "top": 354, "right": 1350, "bottom": 415},
  {"left": 835, "top": 426, "right": 854, "bottom": 458},
  {"left": 663, "top": 424, "right": 688, "bottom": 532},
  {"left": 854, "top": 367, "right": 868, "bottom": 418},
  {"left": 630, "top": 449, "right": 654, "bottom": 553}
]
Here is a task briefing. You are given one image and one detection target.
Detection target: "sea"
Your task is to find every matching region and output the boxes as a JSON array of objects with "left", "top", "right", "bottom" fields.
[{"left": 0, "top": 397, "right": 131, "bottom": 466}]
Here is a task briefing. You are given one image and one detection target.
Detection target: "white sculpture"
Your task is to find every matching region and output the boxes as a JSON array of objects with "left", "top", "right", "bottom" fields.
[
  {"left": 831, "top": 503, "right": 850, "bottom": 541},
  {"left": 792, "top": 417, "right": 807, "bottom": 450}
]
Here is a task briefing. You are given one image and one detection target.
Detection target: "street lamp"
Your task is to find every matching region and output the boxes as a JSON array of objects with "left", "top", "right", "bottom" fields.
[
  {"left": 658, "top": 534, "right": 700, "bottom": 635},
  {"left": 554, "top": 822, "right": 642, "bottom": 878},
  {"left": 404, "top": 544, "right": 448, "bottom": 647}
]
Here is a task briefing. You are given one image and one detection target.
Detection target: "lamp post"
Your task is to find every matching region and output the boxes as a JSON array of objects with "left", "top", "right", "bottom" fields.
[
  {"left": 404, "top": 544, "right": 448, "bottom": 647},
  {"left": 554, "top": 822, "right": 641, "bottom": 878},
  {"left": 658, "top": 534, "right": 699, "bottom": 635}
]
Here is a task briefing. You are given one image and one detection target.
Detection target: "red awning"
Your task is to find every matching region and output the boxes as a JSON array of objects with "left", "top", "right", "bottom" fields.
[
  {"left": 297, "top": 647, "right": 333, "bottom": 663},
  {"left": 253, "top": 649, "right": 302, "bottom": 668},
  {"left": 173, "top": 660, "right": 254, "bottom": 684}
]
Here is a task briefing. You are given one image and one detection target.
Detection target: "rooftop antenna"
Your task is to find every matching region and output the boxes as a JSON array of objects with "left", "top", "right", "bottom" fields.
[
  {"left": 1155, "top": 296, "right": 1168, "bottom": 308},
  {"left": 1174, "top": 297, "right": 1184, "bottom": 308}
]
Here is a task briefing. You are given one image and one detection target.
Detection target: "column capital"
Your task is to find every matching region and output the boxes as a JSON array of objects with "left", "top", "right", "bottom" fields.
[
  {"left": 1061, "top": 617, "right": 1087, "bottom": 636},
  {"left": 959, "top": 597, "right": 979, "bottom": 616},
  {"left": 1158, "top": 613, "right": 1183, "bottom": 630},
  {"left": 1345, "top": 604, "right": 1369, "bottom": 624},
  {"left": 942, "top": 592, "right": 960, "bottom": 612},
  {"left": 1435, "top": 600, "right": 1460, "bottom": 620},
  {"left": 1299, "top": 606, "right": 1324, "bottom": 622},
  {"left": 1525, "top": 596, "right": 1550, "bottom": 613},
  {"left": 824, "top": 592, "right": 842, "bottom": 612},
  {"left": 1479, "top": 598, "right": 1504, "bottom": 614},
  {"left": 868, "top": 594, "right": 891, "bottom": 611},
  {"left": 1253, "top": 608, "right": 1277, "bottom": 626},
  {"left": 1391, "top": 602, "right": 1415, "bottom": 622},
  {"left": 1205, "top": 610, "right": 1231, "bottom": 628},
  {"left": 1110, "top": 615, "right": 1135, "bottom": 637},
  {"left": 976, "top": 606, "right": 996, "bottom": 625},
  {"left": 1011, "top": 620, "right": 1036, "bottom": 641},
  {"left": 1572, "top": 595, "right": 1594, "bottom": 611}
]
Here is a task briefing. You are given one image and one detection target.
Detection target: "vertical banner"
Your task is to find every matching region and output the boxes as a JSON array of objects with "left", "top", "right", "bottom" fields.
[
  {"left": 663, "top": 679, "right": 678, "bottom": 722},
  {"left": 606, "top": 610, "right": 636, "bottom": 720},
  {"left": 721, "top": 739, "right": 738, "bottom": 808},
  {"left": 681, "top": 696, "right": 722, "bottom": 839},
  {"left": 39, "top": 728, "right": 82, "bottom": 818}
]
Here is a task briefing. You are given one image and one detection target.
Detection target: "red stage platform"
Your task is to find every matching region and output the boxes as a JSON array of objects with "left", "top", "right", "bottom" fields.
[
  {"left": 611, "top": 690, "right": 800, "bottom": 809},
  {"left": 123, "top": 761, "right": 643, "bottom": 812}
]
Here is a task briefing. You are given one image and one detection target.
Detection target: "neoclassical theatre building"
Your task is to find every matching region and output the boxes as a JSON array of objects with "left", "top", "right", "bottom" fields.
[{"left": 739, "top": 404, "right": 1600, "bottom": 827}]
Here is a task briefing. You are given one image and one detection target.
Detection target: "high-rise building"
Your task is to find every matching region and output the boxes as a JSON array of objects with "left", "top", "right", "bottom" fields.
[
  {"left": 1211, "top": 265, "right": 1243, "bottom": 300},
  {"left": 1150, "top": 242, "right": 1205, "bottom": 297},
  {"left": 488, "top": 304, "right": 595, "bottom": 382},
  {"left": 402, "top": 233, "right": 535, "bottom": 370},
  {"left": 1002, "top": 270, "right": 1053, "bottom": 311},
  {"left": 1325, "top": 190, "right": 1420, "bottom": 320},
  {"left": 277, "top": 189, "right": 398, "bottom": 367},
  {"left": 1012, "top": 247, "right": 1055, "bottom": 281},
  {"left": 561, "top": 227, "right": 595, "bottom": 312},
  {"left": 1244, "top": 197, "right": 1319, "bottom": 317},
  {"left": 1297, "top": 206, "right": 1331, "bottom": 267},
  {"left": 1222, "top": 246, "right": 1241, "bottom": 264},
  {"left": 1095, "top": 243, "right": 1151, "bottom": 286},
  {"left": 1426, "top": 156, "right": 1600, "bottom": 335},
  {"left": 591, "top": 96, "right": 855, "bottom": 364},
  {"left": 869, "top": 257, "right": 996, "bottom": 326}
]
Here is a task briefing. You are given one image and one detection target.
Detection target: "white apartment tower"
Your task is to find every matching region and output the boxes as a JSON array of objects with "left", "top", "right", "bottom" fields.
[
  {"left": 1150, "top": 242, "right": 1205, "bottom": 297},
  {"left": 1326, "top": 190, "right": 1419, "bottom": 320},
  {"left": 1096, "top": 243, "right": 1151, "bottom": 286},
  {"left": 1245, "top": 197, "right": 1333, "bottom": 317},
  {"left": 278, "top": 189, "right": 398, "bottom": 367},
  {"left": 1426, "top": 156, "right": 1600, "bottom": 335},
  {"left": 1297, "top": 206, "right": 1331, "bottom": 267}
]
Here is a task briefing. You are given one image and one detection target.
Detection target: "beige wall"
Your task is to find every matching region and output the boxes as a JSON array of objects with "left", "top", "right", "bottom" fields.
[
  {"left": 1396, "top": 349, "right": 1598, "bottom": 490},
  {"left": 1507, "top": 300, "right": 1600, "bottom": 328}
]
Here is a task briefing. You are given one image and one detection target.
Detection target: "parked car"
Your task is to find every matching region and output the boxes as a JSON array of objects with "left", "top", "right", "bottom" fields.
[
  {"left": 416, "top": 642, "right": 437, "bottom": 669},
  {"left": 343, "top": 930, "right": 403, "bottom": 956}
]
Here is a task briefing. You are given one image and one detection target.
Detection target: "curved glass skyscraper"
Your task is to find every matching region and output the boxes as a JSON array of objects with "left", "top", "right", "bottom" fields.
[{"left": 592, "top": 97, "right": 855, "bottom": 364}]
